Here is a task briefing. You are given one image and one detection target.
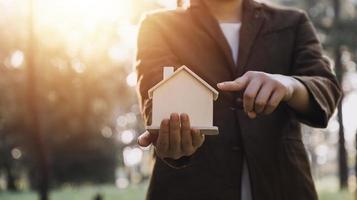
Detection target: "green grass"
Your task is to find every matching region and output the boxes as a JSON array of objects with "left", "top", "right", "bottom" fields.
[
  {"left": 319, "top": 190, "right": 352, "bottom": 200},
  {"left": 0, "top": 184, "right": 147, "bottom": 200},
  {"left": 0, "top": 180, "right": 353, "bottom": 200},
  {"left": 316, "top": 176, "right": 353, "bottom": 200}
]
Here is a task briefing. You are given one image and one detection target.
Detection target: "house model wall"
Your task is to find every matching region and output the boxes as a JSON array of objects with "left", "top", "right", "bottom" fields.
[{"left": 147, "top": 66, "right": 219, "bottom": 135}]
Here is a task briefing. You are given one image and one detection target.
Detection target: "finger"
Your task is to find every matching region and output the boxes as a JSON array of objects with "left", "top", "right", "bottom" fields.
[
  {"left": 169, "top": 113, "right": 181, "bottom": 157},
  {"left": 264, "top": 89, "right": 284, "bottom": 115},
  {"left": 180, "top": 114, "right": 194, "bottom": 156},
  {"left": 243, "top": 80, "right": 262, "bottom": 113},
  {"left": 217, "top": 75, "right": 249, "bottom": 91},
  {"left": 137, "top": 130, "right": 158, "bottom": 147},
  {"left": 247, "top": 111, "right": 257, "bottom": 119},
  {"left": 156, "top": 119, "right": 170, "bottom": 156},
  {"left": 254, "top": 84, "right": 274, "bottom": 114},
  {"left": 192, "top": 129, "right": 204, "bottom": 148}
]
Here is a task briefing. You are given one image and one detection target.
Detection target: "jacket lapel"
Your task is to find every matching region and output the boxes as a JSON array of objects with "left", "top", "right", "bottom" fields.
[
  {"left": 189, "top": 0, "right": 236, "bottom": 75},
  {"left": 236, "top": 0, "right": 265, "bottom": 76},
  {"left": 189, "top": 0, "right": 266, "bottom": 77}
]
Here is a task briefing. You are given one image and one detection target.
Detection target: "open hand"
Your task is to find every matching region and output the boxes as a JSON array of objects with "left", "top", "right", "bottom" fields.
[
  {"left": 138, "top": 113, "right": 205, "bottom": 160},
  {"left": 218, "top": 71, "right": 299, "bottom": 119}
]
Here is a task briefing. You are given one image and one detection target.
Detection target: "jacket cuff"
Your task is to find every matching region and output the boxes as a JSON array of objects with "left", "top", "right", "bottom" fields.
[
  {"left": 159, "top": 142, "right": 206, "bottom": 169},
  {"left": 162, "top": 156, "right": 192, "bottom": 169},
  {"left": 291, "top": 76, "right": 330, "bottom": 128}
]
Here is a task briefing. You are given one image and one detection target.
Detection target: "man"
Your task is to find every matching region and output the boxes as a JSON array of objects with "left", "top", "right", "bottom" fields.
[{"left": 136, "top": 0, "right": 341, "bottom": 200}]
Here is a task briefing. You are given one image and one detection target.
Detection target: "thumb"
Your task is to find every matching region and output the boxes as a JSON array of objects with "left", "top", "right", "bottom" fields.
[
  {"left": 217, "top": 76, "right": 248, "bottom": 91},
  {"left": 137, "top": 131, "right": 157, "bottom": 147}
]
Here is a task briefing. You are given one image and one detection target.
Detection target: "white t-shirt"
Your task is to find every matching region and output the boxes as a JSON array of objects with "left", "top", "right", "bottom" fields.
[
  {"left": 219, "top": 23, "right": 241, "bottom": 65},
  {"left": 220, "top": 22, "right": 252, "bottom": 200}
]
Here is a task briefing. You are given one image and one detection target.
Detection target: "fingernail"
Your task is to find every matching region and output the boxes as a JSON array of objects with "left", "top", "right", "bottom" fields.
[
  {"left": 181, "top": 113, "right": 188, "bottom": 120},
  {"left": 248, "top": 111, "right": 257, "bottom": 119},
  {"left": 137, "top": 137, "right": 143, "bottom": 146},
  {"left": 163, "top": 119, "right": 169, "bottom": 125},
  {"left": 170, "top": 113, "right": 179, "bottom": 120}
]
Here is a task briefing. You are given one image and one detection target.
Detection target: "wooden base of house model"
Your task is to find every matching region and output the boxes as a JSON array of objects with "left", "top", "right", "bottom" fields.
[
  {"left": 146, "top": 66, "right": 219, "bottom": 135},
  {"left": 146, "top": 126, "right": 219, "bottom": 136}
]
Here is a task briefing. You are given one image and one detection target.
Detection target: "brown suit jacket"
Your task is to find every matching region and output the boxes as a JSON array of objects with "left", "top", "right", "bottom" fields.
[{"left": 136, "top": 0, "right": 342, "bottom": 200}]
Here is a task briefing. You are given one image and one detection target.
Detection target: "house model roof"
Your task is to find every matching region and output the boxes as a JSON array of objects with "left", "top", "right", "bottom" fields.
[{"left": 148, "top": 66, "right": 219, "bottom": 100}]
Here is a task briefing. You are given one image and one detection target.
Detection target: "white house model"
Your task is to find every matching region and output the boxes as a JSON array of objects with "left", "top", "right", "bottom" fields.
[{"left": 146, "top": 66, "right": 219, "bottom": 135}]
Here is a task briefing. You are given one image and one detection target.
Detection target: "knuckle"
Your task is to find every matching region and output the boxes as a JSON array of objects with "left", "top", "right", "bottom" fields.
[
  {"left": 275, "top": 82, "right": 285, "bottom": 90},
  {"left": 233, "top": 79, "right": 241, "bottom": 84},
  {"left": 244, "top": 93, "right": 254, "bottom": 100},
  {"left": 246, "top": 71, "right": 254, "bottom": 76},
  {"left": 260, "top": 72, "right": 267, "bottom": 77},
  {"left": 255, "top": 100, "right": 265, "bottom": 107},
  {"left": 255, "top": 71, "right": 264, "bottom": 77},
  {"left": 267, "top": 80, "right": 277, "bottom": 88},
  {"left": 267, "top": 102, "right": 277, "bottom": 109}
]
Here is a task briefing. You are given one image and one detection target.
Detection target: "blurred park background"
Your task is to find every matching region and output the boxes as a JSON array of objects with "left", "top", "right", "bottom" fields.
[{"left": 0, "top": 0, "right": 356, "bottom": 199}]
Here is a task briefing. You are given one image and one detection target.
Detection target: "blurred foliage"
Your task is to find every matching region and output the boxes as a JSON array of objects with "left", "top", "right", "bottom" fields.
[{"left": 0, "top": 0, "right": 158, "bottom": 190}]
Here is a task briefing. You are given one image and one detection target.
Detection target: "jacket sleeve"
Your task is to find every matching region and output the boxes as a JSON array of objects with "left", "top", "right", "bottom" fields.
[
  {"left": 136, "top": 14, "right": 181, "bottom": 126},
  {"left": 290, "top": 12, "right": 342, "bottom": 128},
  {"left": 136, "top": 14, "right": 192, "bottom": 169}
]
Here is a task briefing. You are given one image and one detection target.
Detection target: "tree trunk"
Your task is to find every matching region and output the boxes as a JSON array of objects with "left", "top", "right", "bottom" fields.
[
  {"left": 4, "top": 162, "right": 17, "bottom": 191},
  {"left": 335, "top": 46, "right": 348, "bottom": 189},
  {"left": 337, "top": 97, "right": 348, "bottom": 189},
  {"left": 0, "top": 133, "right": 18, "bottom": 191},
  {"left": 26, "top": 0, "right": 49, "bottom": 199},
  {"left": 333, "top": 0, "right": 348, "bottom": 190}
]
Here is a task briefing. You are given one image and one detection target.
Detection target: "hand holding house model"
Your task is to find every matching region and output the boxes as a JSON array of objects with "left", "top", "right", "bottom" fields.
[{"left": 146, "top": 66, "right": 219, "bottom": 135}]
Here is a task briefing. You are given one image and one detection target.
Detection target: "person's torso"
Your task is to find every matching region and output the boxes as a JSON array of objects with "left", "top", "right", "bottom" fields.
[{"left": 145, "top": 1, "right": 317, "bottom": 200}]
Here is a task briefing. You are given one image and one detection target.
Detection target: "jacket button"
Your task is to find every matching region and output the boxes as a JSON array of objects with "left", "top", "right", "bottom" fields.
[
  {"left": 231, "top": 146, "right": 240, "bottom": 151},
  {"left": 235, "top": 98, "right": 243, "bottom": 110}
]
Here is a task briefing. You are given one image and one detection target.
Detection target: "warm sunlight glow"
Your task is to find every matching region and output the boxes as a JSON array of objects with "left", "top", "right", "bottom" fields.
[
  {"left": 28, "top": 0, "right": 158, "bottom": 70},
  {"left": 36, "top": 0, "right": 133, "bottom": 26},
  {"left": 10, "top": 50, "right": 24, "bottom": 68},
  {"left": 126, "top": 72, "right": 137, "bottom": 87},
  {"left": 123, "top": 147, "right": 143, "bottom": 167}
]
